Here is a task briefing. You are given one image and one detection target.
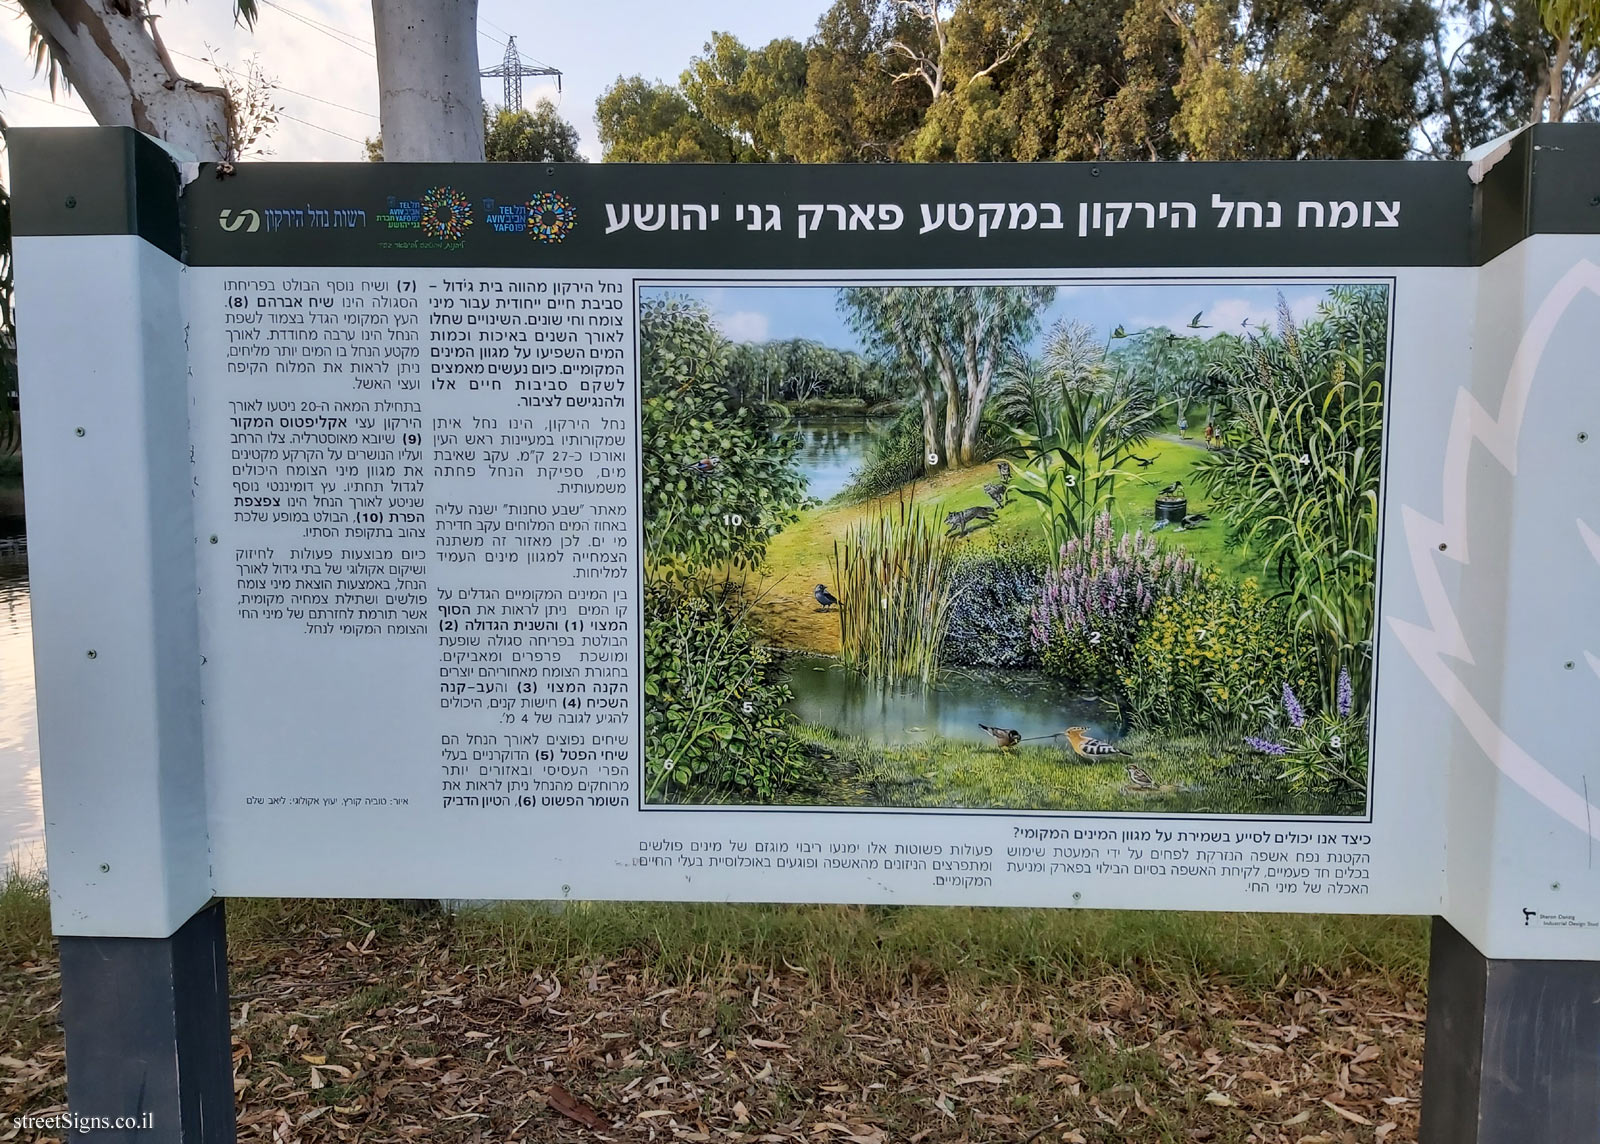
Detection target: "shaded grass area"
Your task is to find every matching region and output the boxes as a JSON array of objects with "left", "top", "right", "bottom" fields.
[
  {"left": 0, "top": 870, "right": 1429, "bottom": 1143},
  {"left": 752, "top": 436, "right": 1259, "bottom": 655},
  {"left": 790, "top": 723, "right": 1353, "bottom": 816}
]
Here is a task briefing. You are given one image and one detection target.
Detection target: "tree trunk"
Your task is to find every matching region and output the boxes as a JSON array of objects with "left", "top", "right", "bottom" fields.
[
  {"left": 17, "top": 0, "right": 229, "bottom": 161},
  {"left": 960, "top": 343, "right": 997, "bottom": 466},
  {"left": 918, "top": 384, "right": 939, "bottom": 470},
  {"left": 934, "top": 344, "right": 963, "bottom": 467},
  {"left": 371, "top": 0, "right": 485, "bottom": 162}
]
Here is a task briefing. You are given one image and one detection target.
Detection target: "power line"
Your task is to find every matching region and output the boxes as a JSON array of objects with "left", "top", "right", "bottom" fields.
[
  {"left": 274, "top": 109, "right": 365, "bottom": 144},
  {"left": 257, "top": 0, "right": 375, "bottom": 57},
  {"left": 170, "top": 48, "right": 377, "bottom": 119},
  {"left": 0, "top": 88, "right": 91, "bottom": 116}
]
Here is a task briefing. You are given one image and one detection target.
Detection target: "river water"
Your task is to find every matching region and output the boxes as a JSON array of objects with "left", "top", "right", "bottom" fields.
[
  {"left": 787, "top": 416, "right": 883, "bottom": 502},
  {"left": 782, "top": 652, "right": 1117, "bottom": 748},
  {"left": 0, "top": 526, "right": 41, "bottom": 871}
]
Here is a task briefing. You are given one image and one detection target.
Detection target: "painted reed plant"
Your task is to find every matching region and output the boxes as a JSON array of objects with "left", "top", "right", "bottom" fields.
[
  {"left": 831, "top": 496, "right": 954, "bottom": 686},
  {"left": 1030, "top": 511, "right": 1204, "bottom": 688}
]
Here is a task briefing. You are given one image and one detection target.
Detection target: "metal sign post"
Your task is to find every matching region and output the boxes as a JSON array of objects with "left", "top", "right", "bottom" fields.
[{"left": 9, "top": 125, "right": 1600, "bottom": 1142}]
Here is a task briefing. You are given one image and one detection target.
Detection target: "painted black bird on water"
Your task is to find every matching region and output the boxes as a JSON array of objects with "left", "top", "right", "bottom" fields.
[
  {"left": 979, "top": 724, "right": 1022, "bottom": 749},
  {"left": 813, "top": 584, "right": 840, "bottom": 610}
]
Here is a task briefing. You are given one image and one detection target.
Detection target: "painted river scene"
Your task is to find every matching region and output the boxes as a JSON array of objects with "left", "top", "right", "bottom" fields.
[{"left": 641, "top": 282, "right": 1386, "bottom": 815}]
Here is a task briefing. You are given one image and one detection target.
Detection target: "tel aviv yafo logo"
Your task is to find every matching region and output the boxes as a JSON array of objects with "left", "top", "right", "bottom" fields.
[
  {"left": 1386, "top": 259, "right": 1600, "bottom": 842},
  {"left": 218, "top": 208, "right": 261, "bottom": 233},
  {"left": 483, "top": 192, "right": 577, "bottom": 242}
]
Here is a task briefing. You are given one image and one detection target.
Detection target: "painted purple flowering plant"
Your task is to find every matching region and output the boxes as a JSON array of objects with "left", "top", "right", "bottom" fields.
[{"left": 1245, "top": 666, "right": 1367, "bottom": 809}]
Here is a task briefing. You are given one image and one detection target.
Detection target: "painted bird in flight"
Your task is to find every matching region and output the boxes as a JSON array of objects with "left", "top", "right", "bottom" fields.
[
  {"left": 1188, "top": 311, "right": 1211, "bottom": 329},
  {"left": 979, "top": 723, "right": 1022, "bottom": 749},
  {"left": 1125, "top": 763, "right": 1158, "bottom": 790},
  {"left": 1130, "top": 455, "right": 1155, "bottom": 468},
  {"left": 1064, "top": 726, "right": 1128, "bottom": 760},
  {"left": 813, "top": 584, "right": 840, "bottom": 610}
]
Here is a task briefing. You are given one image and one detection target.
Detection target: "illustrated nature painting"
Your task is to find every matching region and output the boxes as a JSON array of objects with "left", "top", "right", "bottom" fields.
[{"left": 638, "top": 281, "right": 1389, "bottom": 817}]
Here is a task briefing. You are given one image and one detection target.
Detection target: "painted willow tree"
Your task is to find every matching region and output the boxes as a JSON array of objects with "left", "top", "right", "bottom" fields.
[{"left": 14, "top": 0, "right": 484, "bottom": 162}]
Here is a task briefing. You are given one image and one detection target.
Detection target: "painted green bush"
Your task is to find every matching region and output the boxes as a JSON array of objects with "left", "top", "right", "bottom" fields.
[
  {"left": 643, "top": 583, "right": 810, "bottom": 803},
  {"left": 640, "top": 297, "right": 808, "bottom": 575},
  {"left": 1121, "top": 574, "right": 1318, "bottom": 736}
]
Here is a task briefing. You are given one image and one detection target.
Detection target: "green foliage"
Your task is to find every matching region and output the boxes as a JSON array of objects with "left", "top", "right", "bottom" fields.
[
  {"left": 1001, "top": 323, "right": 1163, "bottom": 563},
  {"left": 942, "top": 541, "right": 1048, "bottom": 668},
  {"left": 595, "top": 0, "right": 1451, "bottom": 165},
  {"left": 1122, "top": 574, "right": 1317, "bottom": 735},
  {"left": 644, "top": 584, "right": 810, "bottom": 803},
  {"left": 832, "top": 496, "right": 955, "bottom": 685},
  {"left": 595, "top": 77, "right": 739, "bottom": 161},
  {"left": 840, "top": 405, "right": 928, "bottom": 501},
  {"left": 640, "top": 299, "right": 808, "bottom": 575},
  {"left": 485, "top": 100, "right": 585, "bottom": 162},
  {"left": 725, "top": 338, "right": 888, "bottom": 406},
  {"left": 1420, "top": 1, "right": 1600, "bottom": 157},
  {"left": 1244, "top": 679, "right": 1369, "bottom": 813},
  {"left": 840, "top": 285, "right": 1053, "bottom": 469},
  {"left": 1193, "top": 287, "right": 1386, "bottom": 712}
]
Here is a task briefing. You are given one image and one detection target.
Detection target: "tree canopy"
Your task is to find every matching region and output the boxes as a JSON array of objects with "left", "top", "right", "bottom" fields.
[{"left": 596, "top": 0, "right": 1599, "bottom": 164}]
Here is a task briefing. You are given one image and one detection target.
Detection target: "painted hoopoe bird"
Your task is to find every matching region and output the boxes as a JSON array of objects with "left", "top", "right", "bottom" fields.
[
  {"left": 1063, "top": 726, "right": 1127, "bottom": 761},
  {"left": 979, "top": 723, "right": 1022, "bottom": 749}
]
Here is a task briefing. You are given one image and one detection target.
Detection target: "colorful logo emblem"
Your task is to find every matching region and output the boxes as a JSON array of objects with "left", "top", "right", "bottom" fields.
[
  {"left": 420, "top": 186, "right": 473, "bottom": 241},
  {"left": 525, "top": 192, "right": 576, "bottom": 243}
]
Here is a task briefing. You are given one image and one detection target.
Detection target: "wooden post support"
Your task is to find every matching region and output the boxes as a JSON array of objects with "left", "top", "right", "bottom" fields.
[
  {"left": 57, "top": 903, "right": 235, "bottom": 1142},
  {"left": 1421, "top": 917, "right": 1600, "bottom": 1144}
]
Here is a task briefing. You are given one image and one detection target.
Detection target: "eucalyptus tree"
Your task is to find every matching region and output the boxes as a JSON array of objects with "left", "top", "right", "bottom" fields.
[
  {"left": 841, "top": 285, "right": 1052, "bottom": 468},
  {"left": 15, "top": 0, "right": 484, "bottom": 162}
]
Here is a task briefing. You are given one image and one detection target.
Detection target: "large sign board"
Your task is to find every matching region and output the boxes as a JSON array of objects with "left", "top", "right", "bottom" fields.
[{"left": 13, "top": 127, "right": 1600, "bottom": 960}]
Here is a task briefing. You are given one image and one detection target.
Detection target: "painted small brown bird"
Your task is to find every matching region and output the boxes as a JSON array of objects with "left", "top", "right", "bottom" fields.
[
  {"left": 979, "top": 723, "right": 1022, "bottom": 749},
  {"left": 1125, "top": 763, "right": 1157, "bottom": 790}
]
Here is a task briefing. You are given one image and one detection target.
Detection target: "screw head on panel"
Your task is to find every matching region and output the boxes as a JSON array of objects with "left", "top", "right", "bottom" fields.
[
  {"left": 210, "top": 535, "right": 219, "bottom": 544},
  {"left": 85, "top": 650, "right": 97, "bottom": 660},
  {"left": 1566, "top": 661, "right": 1576, "bottom": 670},
  {"left": 65, "top": 196, "right": 77, "bottom": 209},
  {"left": 99, "top": 863, "right": 110, "bottom": 873},
  {"left": 1580, "top": 431, "right": 1590, "bottom": 442},
  {"left": 74, "top": 427, "right": 85, "bottom": 437}
]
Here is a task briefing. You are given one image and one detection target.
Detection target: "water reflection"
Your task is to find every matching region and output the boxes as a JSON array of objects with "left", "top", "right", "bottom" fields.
[
  {"left": 786, "top": 417, "right": 884, "bottom": 503},
  {"left": 782, "top": 652, "right": 1117, "bottom": 748},
  {"left": 0, "top": 523, "right": 39, "bottom": 871}
]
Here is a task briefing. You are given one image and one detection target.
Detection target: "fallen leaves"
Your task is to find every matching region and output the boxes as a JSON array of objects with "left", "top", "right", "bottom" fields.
[{"left": 0, "top": 901, "right": 1430, "bottom": 1143}]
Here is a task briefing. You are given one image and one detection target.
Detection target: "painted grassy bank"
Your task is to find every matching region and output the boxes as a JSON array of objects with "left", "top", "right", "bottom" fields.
[{"left": 640, "top": 284, "right": 1386, "bottom": 817}]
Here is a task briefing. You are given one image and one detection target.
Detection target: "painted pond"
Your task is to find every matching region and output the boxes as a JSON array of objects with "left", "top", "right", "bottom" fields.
[
  {"left": 786, "top": 416, "right": 885, "bottom": 502},
  {"left": 781, "top": 651, "right": 1118, "bottom": 749}
]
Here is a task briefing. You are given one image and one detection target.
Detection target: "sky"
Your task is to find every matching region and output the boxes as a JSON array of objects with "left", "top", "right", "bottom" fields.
[
  {"left": 0, "top": 0, "right": 834, "bottom": 163},
  {"left": 643, "top": 283, "right": 1341, "bottom": 357}
]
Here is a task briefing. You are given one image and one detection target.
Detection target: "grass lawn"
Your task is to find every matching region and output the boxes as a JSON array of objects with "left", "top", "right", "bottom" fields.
[
  {"left": 784, "top": 723, "right": 1357, "bottom": 816},
  {"left": 746, "top": 434, "right": 1264, "bottom": 654}
]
